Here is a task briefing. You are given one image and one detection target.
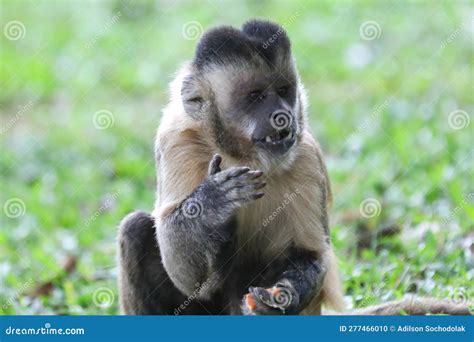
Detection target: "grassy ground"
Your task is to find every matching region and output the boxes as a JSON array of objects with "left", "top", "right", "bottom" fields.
[{"left": 0, "top": 0, "right": 472, "bottom": 315}]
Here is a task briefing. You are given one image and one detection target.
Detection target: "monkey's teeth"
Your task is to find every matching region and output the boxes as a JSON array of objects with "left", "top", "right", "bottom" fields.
[{"left": 265, "top": 136, "right": 272, "bottom": 143}]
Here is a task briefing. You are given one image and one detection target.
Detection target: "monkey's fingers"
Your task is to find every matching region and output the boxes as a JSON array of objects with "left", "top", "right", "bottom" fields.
[
  {"left": 253, "top": 181, "right": 266, "bottom": 190},
  {"left": 208, "top": 154, "right": 222, "bottom": 175},
  {"left": 224, "top": 170, "right": 263, "bottom": 186},
  {"left": 225, "top": 166, "right": 250, "bottom": 179},
  {"left": 232, "top": 187, "right": 265, "bottom": 202},
  {"left": 228, "top": 179, "right": 266, "bottom": 190},
  {"left": 241, "top": 170, "right": 263, "bottom": 180},
  {"left": 249, "top": 287, "right": 273, "bottom": 306},
  {"left": 250, "top": 192, "right": 265, "bottom": 200}
]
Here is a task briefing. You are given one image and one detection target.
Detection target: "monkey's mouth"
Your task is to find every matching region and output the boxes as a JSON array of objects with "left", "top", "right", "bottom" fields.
[{"left": 254, "top": 128, "right": 296, "bottom": 154}]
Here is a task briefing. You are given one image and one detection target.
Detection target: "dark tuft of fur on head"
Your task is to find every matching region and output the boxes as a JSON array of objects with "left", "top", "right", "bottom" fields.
[
  {"left": 241, "top": 19, "right": 291, "bottom": 53},
  {"left": 193, "top": 19, "right": 291, "bottom": 70}
]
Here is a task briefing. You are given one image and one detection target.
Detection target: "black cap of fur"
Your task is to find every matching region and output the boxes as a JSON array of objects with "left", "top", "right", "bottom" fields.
[{"left": 193, "top": 19, "right": 291, "bottom": 70}]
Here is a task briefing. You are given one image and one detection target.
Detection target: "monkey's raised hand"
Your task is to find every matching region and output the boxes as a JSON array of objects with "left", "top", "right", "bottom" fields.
[
  {"left": 178, "top": 154, "right": 265, "bottom": 240},
  {"left": 191, "top": 154, "right": 265, "bottom": 210},
  {"left": 206, "top": 154, "right": 266, "bottom": 202}
]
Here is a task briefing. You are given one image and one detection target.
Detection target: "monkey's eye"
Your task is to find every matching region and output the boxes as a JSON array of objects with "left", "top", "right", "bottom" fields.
[
  {"left": 277, "top": 86, "right": 289, "bottom": 97},
  {"left": 249, "top": 90, "right": 264, "bottom": 102}
]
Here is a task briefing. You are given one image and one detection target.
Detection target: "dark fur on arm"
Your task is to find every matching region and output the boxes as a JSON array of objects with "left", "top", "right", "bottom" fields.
[{"left": 243, "top": 249, "right": 327, "bottom": 315}]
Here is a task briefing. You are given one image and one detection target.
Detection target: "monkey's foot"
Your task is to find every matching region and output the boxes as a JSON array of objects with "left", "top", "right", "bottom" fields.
[{"left": 242, "top": 286, "right": 293, "bottom": 315}]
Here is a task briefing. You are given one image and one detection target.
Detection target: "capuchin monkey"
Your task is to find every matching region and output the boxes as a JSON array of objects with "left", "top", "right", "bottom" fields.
[{"left": 118, "top": 20, "right": 471, "bottom": 315}]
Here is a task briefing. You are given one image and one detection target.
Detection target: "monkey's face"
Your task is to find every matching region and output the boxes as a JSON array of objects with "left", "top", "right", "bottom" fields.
[
  {"left": 183, "top": 20, "right": 304, "bottom": 163},
  {"left": 220, "top": 71, "right": 299, "bottom": 157}
]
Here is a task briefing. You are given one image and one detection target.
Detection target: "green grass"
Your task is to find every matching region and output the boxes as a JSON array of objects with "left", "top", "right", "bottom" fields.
[{"left": 0, "top": 0, "right": 472, "bottom": 315}]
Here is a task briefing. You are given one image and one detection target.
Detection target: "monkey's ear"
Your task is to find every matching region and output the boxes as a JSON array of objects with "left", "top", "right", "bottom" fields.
[{"left": 181, "top": 74, "right": 205, "bottom": 119}]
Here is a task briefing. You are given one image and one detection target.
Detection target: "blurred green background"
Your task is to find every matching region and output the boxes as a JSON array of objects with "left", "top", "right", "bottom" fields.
[{"left": 0, "top": 0, "right": 472, "bottom": 315}]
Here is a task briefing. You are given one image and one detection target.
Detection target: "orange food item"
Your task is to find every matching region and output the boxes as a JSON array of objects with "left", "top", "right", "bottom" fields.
[{"left": 245, "top": 293, "right": 257, "bottom": 311}]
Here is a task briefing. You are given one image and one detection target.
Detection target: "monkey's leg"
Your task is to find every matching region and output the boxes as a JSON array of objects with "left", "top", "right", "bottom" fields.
[
  {"left": 242, "top": 249, "right": 326, "bottom": 315},
  {"left": 118, "top": 211, "right": 211, "bottom": 315}
]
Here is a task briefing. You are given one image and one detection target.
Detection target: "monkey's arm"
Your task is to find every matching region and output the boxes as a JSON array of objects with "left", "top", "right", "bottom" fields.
[
  {"left": 242, "top": 250, "right": 327, "bottom": 315},
  {"left": 156, "top": 154, "right": 265, "bottom": 298}
]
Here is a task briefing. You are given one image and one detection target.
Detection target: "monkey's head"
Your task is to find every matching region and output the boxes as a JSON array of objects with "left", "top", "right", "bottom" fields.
[{"left": 181, "top": 20, "right": 305, "bottom": 168}]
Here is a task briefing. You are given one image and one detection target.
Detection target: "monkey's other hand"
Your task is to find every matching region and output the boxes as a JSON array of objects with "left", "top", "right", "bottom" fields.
[
  {"left": 206, "top": 154, "right": 266, "bottom": 206},
  {"left": 241, "top": 285, "right": 298, "bottom": 315}
]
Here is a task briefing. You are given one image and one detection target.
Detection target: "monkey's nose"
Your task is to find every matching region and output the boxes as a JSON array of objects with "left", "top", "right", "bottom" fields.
[{"left": 269, "top": 110, "right": 293, "bottom": 131}]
